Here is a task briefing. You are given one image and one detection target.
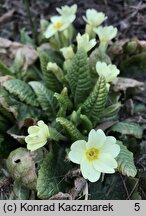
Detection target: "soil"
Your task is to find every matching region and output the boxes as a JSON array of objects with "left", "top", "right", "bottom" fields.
[{"left": 1, "top": 0, "right": 146, "bottom": 41}]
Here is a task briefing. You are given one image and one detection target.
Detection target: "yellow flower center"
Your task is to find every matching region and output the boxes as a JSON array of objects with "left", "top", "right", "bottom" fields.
[
  {"left": 52, "top": 21, "right": 64, "bottom": 30},
  {"left": 85, "top": 147, "right": 99, "bottom": 161}
]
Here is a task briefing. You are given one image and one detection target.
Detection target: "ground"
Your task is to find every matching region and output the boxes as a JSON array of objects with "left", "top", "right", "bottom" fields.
[{"left": 1, "top": 0, "right": 146, "bottom": 41}]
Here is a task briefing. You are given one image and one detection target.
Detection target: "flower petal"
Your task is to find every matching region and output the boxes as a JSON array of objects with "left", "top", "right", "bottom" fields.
[
  {"left": 81, "top": 157, "right": 101, "bottom": 182},
  {"left": 68, "top": 140, "right": 86, "bottom": 164},
  {"left": 93, "top": 153, "right": 117, "bottom": 173},
  {"left": 87, "top": 129, "right": 106, "bottom": 148},
  {"left": 44, "top": 25, "right": 56, "bottom": 38},
  {"left": 27, "top": 139, "right": 47, "bottom": 151},
  {"left": 28, "top": 126, "right": 39, "bottom": 134},
  {"left": 25, "top": 134, "right": 47, "bottom": 145},
  {"left": 38, "top": 121, "right": 49, "bottom": 137},
  {"left": 101, "top": 137, "right": 120, "bottom": 157},
  {"left": 50, "top": 16, "right": 62, "bottom": 23}
]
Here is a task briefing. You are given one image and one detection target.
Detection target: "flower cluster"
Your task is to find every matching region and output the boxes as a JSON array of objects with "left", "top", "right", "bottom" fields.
[
  {"left": 96, "top": 62, "right": 120, "bottom": 83},
  {"left": 76, "top": 33, "right": 96, "bottom": 52},
  {"left": 44, "top": 4, "right": 77, "bottom": 39}
]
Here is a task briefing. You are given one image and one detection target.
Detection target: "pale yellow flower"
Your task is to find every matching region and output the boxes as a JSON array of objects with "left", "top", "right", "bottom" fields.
[
  {"left": 56, "top": 4, "right": 77, "bottom": 22},
  {"left": 47, "top": 62, "right": 59, "bottom": 71},
  {"left": 25, "top": 121, "right": 49, "bottom": 151},
  {"left": 83, "top": 9, "right": 107, "bottom": 27},
  {"left": 96, "top": 61, "right": 120, "bottom": 83},
  {"left": 76, "top": 33, "right": 96, "bottom": 52},
  {"left": 60, "top": 46, "right": 74, "bottom": 60},
  {"left": 68, "top": 129, "right": 120, "bottom": 182},
  {"left": 94, "top": 26, "right": 118, "bottom": 44},
  {"left": 44, "top": 16, "right": 73, "bottom": 39}
]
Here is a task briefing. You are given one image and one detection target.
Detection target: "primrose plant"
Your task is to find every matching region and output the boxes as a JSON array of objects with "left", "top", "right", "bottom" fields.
[{"left": 1, "top": 4, "right": 137, "bottom": 199}]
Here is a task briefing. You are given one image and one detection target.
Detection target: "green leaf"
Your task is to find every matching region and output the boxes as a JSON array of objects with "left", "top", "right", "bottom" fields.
[
  {"left": 100, "top": 102, "right": 121, "bottom": 119},
  {"left": 66, "top": 49, "right": 92, "bottom": 106},
  {"left": 29, "top": 81, "right": 56, "bottom": 119},
  {"left": 116, "top": 141, "right": 137, "bottom": 177},
  {"left": 0, "top": 61, "right": 12, "bottom": 76},
  {"left": 56, "top": 117, "right": 85, "bottom": 141},
  {"left": 0, "top": 114, "right": 10, "bottom": 132},
  {"left": 0, "top": 88, "right": 42, "bottom": 121},
  {"left": 37, "top": 48, "right": 62, "bottom": 92},
  {"left": 0, "top": 104, "right": 14, "bottom": 122},
  {"left": 37, "top": 150, "right": 59, "bottom": 199},
  {"left": 79, "top": 114, "right": 93, "bottom": 133},
  {"left": 111, "top": 122, "right": 143, "bottom": 139},
  {"left": 69, "top": 109, "right": 81, "bottom": 127},
  {"left": 20, "top": 29, "right": 35, "bottom": 47},
  {"left": 82, "top": 76, "right": 107, "bottom": 123},
  {"left": 13, "top": 100, "right": 42, "bottom": 121},
  {"left": 0, "top": 87, "right": 18, "bottom": 119},
  {"left": 54, "top": 87, "right": 73, "bottom": 117},
  {"left": 37, "top": 145, "right": 71, "bottom": 199},
  {"left": 88, "top": 173, "right": 140, "bottom": 200},
  {"left": 88, "top": 174, "right": 125, "bottom": 199},
  {"left": 10, "top": 49, "right": 24, "bottom": 74},
  {"left": 9, "top": 182, "right": 30, "bottom": 200},
  {"left": 3, "top": 79, "right": 39, "bottom": 107},
  {"left": 49, "top": 128, "right": 66, "bottom": 141}
]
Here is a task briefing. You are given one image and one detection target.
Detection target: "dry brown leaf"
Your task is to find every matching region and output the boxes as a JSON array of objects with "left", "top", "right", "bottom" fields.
[
  {"left": 65, "top": 168, "right": 81, "bottom": 181},
  {"left": 112, "top": 77, "right": 145, "bottom": 92},
  {"left": 0, "top": 37, "right": 38, "bottom": 70},
  {"left": 0, "top": 75, "right": 13, "bottom": 85},
  {"left": 109, "top": 39, "right": 128, "bottom": 55},
  {"left": 69, "top": 177, "right": 87, "bottom": 200},
  {"left": 49, "top": 192, "right": 72, "bottom": 200},
  {"left": 6, "top": 148, "right": 37, "bottom": 190},
  {"left": 0, "top": 9, "right": 15, "bottom": 25}
]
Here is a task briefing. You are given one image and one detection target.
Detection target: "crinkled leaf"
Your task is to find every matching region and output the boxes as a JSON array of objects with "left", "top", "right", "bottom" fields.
[
  {"left": 100, "top": 102, "right": 121, "bottom": 119},
  {"left": 82, "top": 76, "right": 107, "bottom": 123},
  {"left": 37, "top": 145, "right": 72, "bottom": 199},
  {"left": 54, "top": 88, "right": 73, "bottom": 117},
  {"left": 3, "top": 79, "right": 39, "bottom": 107},
  {"left": 66, "top": 48, "right": 92, "bottom": 106},
  {"left": 88, "top": 173, "right": 140, "bottom": 200},
  {"left": 56, "top": 117, "right": 85, "bottom": 141},
  {"left": 37, "top": 48, "right": 62, "bottom": 92},
  {"left": 111, "top": 122, "right": 143, "bottom": 139},
  {"left": 29, "top": 81, "right": 57, "bottom": 120},
  {"left": 116, "top": 141, "right": 137, "bottom": 177}
]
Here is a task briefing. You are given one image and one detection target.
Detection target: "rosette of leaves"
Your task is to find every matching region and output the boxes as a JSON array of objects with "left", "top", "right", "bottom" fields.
[{"left": 0, "top": 36, "right": 138, "bottom": 199}]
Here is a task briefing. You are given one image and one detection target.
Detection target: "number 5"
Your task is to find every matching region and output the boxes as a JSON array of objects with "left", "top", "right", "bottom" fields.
[{"left": 134, "top": 203, "right": 140, "bottom": 211}]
